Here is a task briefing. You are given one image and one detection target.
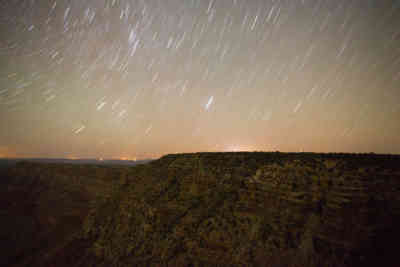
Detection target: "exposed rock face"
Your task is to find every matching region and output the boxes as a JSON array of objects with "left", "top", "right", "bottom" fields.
[
  {"left": 2, "top": 153, "right": 400, "bottom": 266},
  {"left": 0, "top": 162, "right": 122, "bottom": 267},
  {"left": 83, "top": 153, "right": 400, "bottom": 266}
]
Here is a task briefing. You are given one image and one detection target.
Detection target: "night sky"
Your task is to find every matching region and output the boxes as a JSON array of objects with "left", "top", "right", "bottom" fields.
[{"left": 0, "top": 0, "right": 399, "bottom": 159}]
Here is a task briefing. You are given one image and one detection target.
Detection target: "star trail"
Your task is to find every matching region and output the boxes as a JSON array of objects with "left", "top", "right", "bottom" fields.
[{"left": 0, "top": 0, "right": 399, "bottom": 159}]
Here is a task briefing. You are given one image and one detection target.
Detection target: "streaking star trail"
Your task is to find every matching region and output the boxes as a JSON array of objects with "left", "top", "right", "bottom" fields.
[{"left": 0, "top": 0, "right": 399, "bottom": 159}]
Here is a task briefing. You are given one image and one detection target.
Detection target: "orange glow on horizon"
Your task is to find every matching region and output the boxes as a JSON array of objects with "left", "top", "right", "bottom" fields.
[
  {"left": 0, "top": 146, "right": 17, "bottom": 158},
  {"left": 224, "top": 145, "right": 257, "bottom": 152},
  {"left": 118, "top": 156, "right": 138, "bottom": 161}
]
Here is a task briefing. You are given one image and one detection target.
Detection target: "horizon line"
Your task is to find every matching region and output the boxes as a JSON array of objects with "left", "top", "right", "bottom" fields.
[{"left": 1, "top": 150, "right": 400, "bottom": 160}]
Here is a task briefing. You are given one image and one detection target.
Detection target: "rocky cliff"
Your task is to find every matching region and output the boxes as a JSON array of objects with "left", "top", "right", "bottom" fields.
[{"left": 2, "top": 152, "right": 400, "bottom": 266}]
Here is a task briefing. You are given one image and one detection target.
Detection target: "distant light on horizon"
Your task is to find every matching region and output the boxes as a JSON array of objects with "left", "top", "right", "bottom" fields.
[{"left": 224, "top": 145, "right": 257, "bottom": 152}]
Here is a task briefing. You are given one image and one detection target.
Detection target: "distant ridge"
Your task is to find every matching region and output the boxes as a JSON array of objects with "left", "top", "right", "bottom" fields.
[{"left": 0, "top": 158, "right": 153, "bottom": 166}]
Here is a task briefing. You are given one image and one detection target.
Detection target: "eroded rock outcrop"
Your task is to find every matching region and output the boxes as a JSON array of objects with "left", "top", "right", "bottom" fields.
[
  {"left": 2, "top": 153, "right": 400, "bottom": 266},
  {"left": 81, "top": 152, "right": 400, "bottom": 266}
]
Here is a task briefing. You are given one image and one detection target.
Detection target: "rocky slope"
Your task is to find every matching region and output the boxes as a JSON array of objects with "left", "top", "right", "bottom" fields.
[
  {"left": 2, "top": 152, "right": 400, "bottom": 266},
  {"left": 0, "top": 162, "right": 123, "bottom": 266}
]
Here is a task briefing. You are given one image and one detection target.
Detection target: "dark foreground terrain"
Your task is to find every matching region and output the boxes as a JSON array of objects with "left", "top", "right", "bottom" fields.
[{"left": 1, "top": 152, "right": 400, "bottom": 266}]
